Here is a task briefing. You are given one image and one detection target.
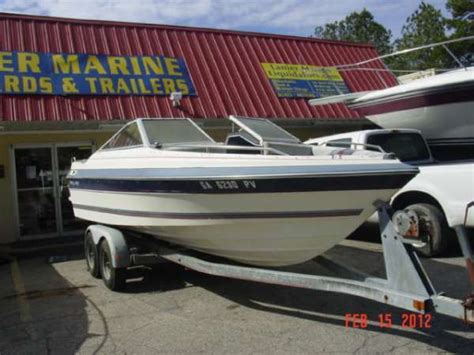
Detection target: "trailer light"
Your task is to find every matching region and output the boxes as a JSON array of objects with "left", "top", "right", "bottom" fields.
[{"left": 413, "top": 299, "right": 426, "bottom": 311}]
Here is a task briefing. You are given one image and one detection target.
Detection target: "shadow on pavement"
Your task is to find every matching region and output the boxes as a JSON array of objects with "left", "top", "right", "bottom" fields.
[
  {"left": 122, "top": 263, "right": 189, "bottom": 294},
  {"left": 0, "top": 253, "right": 108, "bottom": 354}
]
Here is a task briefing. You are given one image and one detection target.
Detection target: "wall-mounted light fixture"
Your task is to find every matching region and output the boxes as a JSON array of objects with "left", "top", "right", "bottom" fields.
[{"left": 170, "top": 91, "right": 183, "bottom": 108}]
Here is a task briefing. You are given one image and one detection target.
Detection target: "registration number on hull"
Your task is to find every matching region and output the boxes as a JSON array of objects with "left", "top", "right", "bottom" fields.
[{"left": 200, "top": 180, "right": 257, "bottom": 191}]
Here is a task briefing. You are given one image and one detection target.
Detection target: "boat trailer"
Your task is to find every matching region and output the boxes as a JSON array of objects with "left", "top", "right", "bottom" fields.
[{"left": 84, "top": 203, "right": 474, "bottom": 324}]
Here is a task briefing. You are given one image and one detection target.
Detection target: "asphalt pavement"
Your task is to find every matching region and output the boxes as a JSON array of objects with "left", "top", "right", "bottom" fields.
[{"left": 0, "top": 231, "right": 473, "bottom": 354}]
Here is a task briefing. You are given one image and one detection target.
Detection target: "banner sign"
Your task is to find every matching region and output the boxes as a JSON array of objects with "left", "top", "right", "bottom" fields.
[
  {"left": 261, "top": 63, "right": 349, "bottom": 98},
  {"left": 0, "top": 51, "right": 196, "bottom": 96}
]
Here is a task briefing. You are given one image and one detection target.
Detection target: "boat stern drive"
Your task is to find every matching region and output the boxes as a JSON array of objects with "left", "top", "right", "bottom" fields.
[{"left": 68, "top": 116, "right": 418, "bottom": 266}]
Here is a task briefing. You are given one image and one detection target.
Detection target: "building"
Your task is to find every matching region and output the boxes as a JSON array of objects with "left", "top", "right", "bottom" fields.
[{"left": 0, "top": 13, "right": 396, "bottom": 244}]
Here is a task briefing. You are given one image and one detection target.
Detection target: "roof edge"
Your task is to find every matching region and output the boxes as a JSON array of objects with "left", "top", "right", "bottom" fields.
[{"left": 0, "top": 11, "right": 375, "bottom": 49}]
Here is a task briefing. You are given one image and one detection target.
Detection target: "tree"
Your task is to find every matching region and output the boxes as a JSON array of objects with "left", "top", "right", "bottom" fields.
[
  {"left": 313, "top": 9, "right": 392, "bottom": 55},
  {"left": 446, "top": 0, "right": 474, "bottom": 17},
  {"left": 391, "top": 2, "right": 449, "bottom": 71},
  {"left": 445, "top": 0, "right": 474, "bottom": 66}
]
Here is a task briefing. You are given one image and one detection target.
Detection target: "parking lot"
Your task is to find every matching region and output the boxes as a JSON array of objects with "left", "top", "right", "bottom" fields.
[{"left": 1, "top": 229, "right": 473, "bottom": 354}]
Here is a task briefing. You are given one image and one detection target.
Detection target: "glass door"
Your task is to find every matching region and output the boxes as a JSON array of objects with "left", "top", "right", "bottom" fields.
[
  {"left": 57, "top": 145, "right": 93, "bottom": 234},
  {"left": 13, "top": 143, "right": 93, "bottom": 239},
  {"left": 14, "top": 147, "right": 58, "bottom": 238}
]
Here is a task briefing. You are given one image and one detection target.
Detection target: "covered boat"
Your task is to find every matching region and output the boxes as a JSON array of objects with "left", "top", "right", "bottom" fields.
[
  {"left": 67, "top": 116, "right": 418, "bottom": 266},
  {"left": 310, "top": 67, "right": 474, "bottom": 146},
  {"left": 309, "top": 37, "right": 474, "bottom": 146}
]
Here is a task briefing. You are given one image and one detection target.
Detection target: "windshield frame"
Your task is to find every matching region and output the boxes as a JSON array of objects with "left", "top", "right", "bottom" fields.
[{"left": 99, "top": 118, "right": 216, "bottom": 151}]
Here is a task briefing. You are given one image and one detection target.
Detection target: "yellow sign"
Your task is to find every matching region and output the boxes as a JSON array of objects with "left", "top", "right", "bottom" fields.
[
  {"left": 261, "top": 63, "right": 344, "bottom": 81},
  {"left": 261, "top": 63, "right": 348, "bottom": 98}
]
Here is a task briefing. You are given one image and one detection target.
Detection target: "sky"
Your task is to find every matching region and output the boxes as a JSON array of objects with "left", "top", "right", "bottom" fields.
[{"left": 0, "top": 0, "right": 449, "bottom": 40}]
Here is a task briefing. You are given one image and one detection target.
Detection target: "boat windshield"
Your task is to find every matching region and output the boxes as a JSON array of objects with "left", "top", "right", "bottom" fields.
[
  {"left": 229, "top": 116, "right": 300, "bottom": 144},
  {"left": 142, "top": 119, "right": 215, "bottom": 145}
]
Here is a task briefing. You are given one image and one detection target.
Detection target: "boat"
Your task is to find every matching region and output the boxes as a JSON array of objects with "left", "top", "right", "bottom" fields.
[
  {"left": 309, "top": 37, "right": 474, "bottom": 146},
  {"left": 67, "top": 116, "right": 418, "bottom": 267}
]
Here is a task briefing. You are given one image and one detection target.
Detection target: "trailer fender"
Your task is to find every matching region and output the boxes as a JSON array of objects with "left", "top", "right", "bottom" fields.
[{"left": 85, "top": 225, "right": 130, "bottom": 268}]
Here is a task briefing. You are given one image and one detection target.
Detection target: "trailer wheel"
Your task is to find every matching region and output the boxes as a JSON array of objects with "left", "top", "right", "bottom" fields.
[
  {"left": 85, "top": 232, "right": 100, "bottom": 278},
  {"left": 99, "top": 239, "right": 127, "bottom": 291},
  {"left": 403, "top": 203, "right": 450, "bottom": 257}
]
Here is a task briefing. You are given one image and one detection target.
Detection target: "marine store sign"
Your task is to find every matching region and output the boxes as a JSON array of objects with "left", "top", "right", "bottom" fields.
[
  {"left": 261, "top": 63, "right": 349, "bottom": 98},
  {"left": 0, "top": 51, "right": 196, "bottom": 96}
]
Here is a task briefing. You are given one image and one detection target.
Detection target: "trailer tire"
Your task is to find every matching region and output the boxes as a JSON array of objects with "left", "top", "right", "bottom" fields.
[
  {"left": 99, "top": 239, "right": 127, "bottom": 291},
  {"left": 403, "top": 203, "right": 449, "bottom": 257},
  {"left": 85, "top": 232, "right": 100, "bottom": 278}
]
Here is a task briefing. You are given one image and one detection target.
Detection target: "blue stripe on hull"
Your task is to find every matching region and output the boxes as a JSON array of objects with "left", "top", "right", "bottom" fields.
[{"left": 69, "top": 172, "right": 416, "bottom": 194}]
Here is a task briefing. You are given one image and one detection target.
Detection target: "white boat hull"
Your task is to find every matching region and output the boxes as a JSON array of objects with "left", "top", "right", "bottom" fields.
[
  {"left": 345, "top": 67, "right": 474, "bottom": 144},
  {"left": 365, "top": 101, "right": 474, "bottom": 144},
  {"left": 71, "top": 188, "right": 398, "bottom": 266}
]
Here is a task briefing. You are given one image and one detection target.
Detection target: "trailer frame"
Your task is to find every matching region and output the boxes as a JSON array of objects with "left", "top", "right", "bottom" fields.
[{"left": 84, "top": 203, "right": 474, "bottom": 324}]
